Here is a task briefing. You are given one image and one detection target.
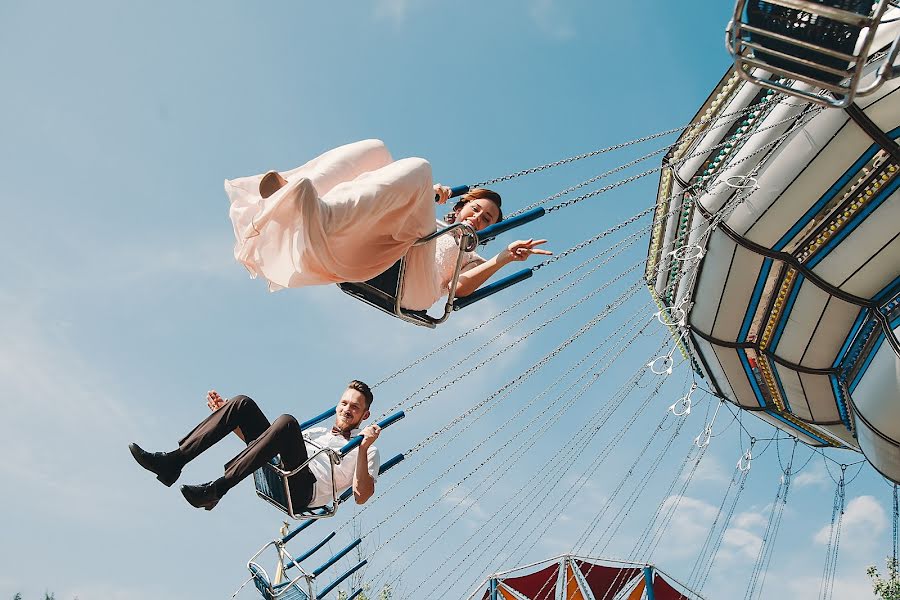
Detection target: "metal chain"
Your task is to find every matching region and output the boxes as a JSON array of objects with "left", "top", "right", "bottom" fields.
[
  {"left": 473, "top": 97, "right": 791, "bottom": 188},
  {"left": 531, "top": 205, "right": 655, "bottom": 271},
  {"left": 372, "top": 204, "right": 652, "bottom": 389},
  {"left": 384, "top": 313, "right": 654, "bottom": 595},
  {"left": 364, "top": 290, "right": 645, "bottom": 555},
  {"left": 416, "top": 311, "right": 660, "bottom": 590},
  {"left": 541, "top": 106, "right": 821, "bottom": 215}
]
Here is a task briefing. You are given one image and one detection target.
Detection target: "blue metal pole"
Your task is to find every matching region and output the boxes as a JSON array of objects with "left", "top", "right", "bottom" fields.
[
  {"left": 489, "top": 577, "right": 499, "bottom": 600},
  {"left": 318, "top": 560, "right": 368, "bottom": 598},
  {"left": 643, "top": 566, "right": 656, "bottom": 600},
  {"left": 313, "top": 538, "right": 363, "bottom": 577},
  {"left": 476, "top": 207, "right": 546, "bottom": 243},
  {"left": 287, "top": 531, "right": 335, "bottom": 566},
  {"left": 300, "top": 407, "right": 337, "bottom": 431},
  {"left": 453, "top": 268, "right": 533, "bottom": 309}
]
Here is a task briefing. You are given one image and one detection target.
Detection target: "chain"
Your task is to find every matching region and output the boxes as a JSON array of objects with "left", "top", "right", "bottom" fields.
[
  {"left": 541, "top": 106, "right": 820, "bottom": 215},
  {"left": 384, "top": 314, "right": 654, "bottom": 595},
  {"left": 473, "top": 97, "right": 790, "bottom": 188},
  {"left": 531, "top": 205, "right": 654, "bottom": 271}
]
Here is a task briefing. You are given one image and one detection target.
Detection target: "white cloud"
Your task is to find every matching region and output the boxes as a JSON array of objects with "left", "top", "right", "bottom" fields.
[
  {"left": 732, "top": 510, "right": 768, "bottom": 530},
  {"left": 374, "top": 0, "right": 417, "bottom": 24},
  {"left": 722, "top": 526, "right": 763, "bottom": 560},
  {"left": 528, "top": 0, "right": 576, "bottom": 41},
  {"left": 653, "top": 495, "right": 720, "bottom": 560},
  {"left": 794, "top": 461, "right": 829, "bottom": 488},
  {"left": 813, "top": 495, "right": 886, "bottom": 555}
]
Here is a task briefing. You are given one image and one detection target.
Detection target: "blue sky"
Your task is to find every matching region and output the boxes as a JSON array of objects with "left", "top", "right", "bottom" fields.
[{"left": 1, "top": 1, "right": 895, "bottom": 599}]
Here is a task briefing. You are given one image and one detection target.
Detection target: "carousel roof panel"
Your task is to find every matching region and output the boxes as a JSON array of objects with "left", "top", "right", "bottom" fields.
[
  {"left": 735, "top": 114, "right": 859, "bottom": 245},
  {"left": 691, "top": 335, "right": 739, "bottom": 401},
  {"left": 798, "top": 371, "right": 843, "bottom": 425},
  {"left": 773, "top": 367, "right": 814, "bottom": 421},
  {"left": 688, "top": 229, "right": 735, "bottom": 335},
  {"left": 708, "top": 244, "right": 766, "bottom": 342},
  {"left": 799, "top": 297, "right": 863, "bottom": 368},
  {"left": 852, "top": 332, "right": 900, "bottom": 441},
  {"left": 772, "top": 281, "right": 832, "bottom": 366},
  {"left": 648, "top": 60, "right": 899, "bottom": 477}
]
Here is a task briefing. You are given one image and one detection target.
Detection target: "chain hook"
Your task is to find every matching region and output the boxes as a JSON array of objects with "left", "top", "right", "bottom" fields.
[{"left": 669, "top": 383, "right": 697, "bottom": 417}]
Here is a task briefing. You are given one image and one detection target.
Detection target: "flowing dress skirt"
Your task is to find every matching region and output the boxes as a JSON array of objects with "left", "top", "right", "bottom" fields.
[{"left": 225, "top": 139, "right": 439, "bottom": 292}]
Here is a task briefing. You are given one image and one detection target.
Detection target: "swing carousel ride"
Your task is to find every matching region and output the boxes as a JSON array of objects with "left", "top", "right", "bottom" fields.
[{"left": 229, "top": 2, "right": 900, "bottom": 599}]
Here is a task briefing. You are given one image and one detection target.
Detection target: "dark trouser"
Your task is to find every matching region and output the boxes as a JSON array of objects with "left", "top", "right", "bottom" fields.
[{"left": 177, "top": 395, "right": 316, "bottom": 507}]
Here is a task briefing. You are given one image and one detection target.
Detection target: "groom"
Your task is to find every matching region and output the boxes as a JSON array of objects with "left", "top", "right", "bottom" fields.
[{"left": 129, "top": 380, "right": 381, "bottom": 511}]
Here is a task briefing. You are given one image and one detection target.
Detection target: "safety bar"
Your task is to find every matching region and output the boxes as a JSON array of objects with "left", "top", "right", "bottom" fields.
[
  {"left": 477, "top": 207, "right": 545, "bottom": 244},
  {"left": 434, "top": 184, "right": 470, "bottom": 202},
  {"left": 339, "top": 411, "right": 405, "bottom": 454},
  {"left": 300, "top": 408, "right": 336, "bottom": 431},
  {"left": 291, "top": 531, "right": 336, "bottom": 564},
  {"left": 318, "top": 560, "right": 369, "bottom": 598},
  {"left": 283, "top": 453, "right": 406, "bottom": 543},
  {"left": 313, "top": 538, "right": 362, "bottom": 577},
  {"left": 453, "top": 269, "right": 533, "bottom": 310}
]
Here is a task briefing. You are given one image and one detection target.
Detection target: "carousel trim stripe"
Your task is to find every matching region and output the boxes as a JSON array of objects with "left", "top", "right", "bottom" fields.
[
  {"left": 770, "top": 272, "right": 805, "bottom": 352},
  {"left": 739, "top": 257, "right": 775, "bottom": 342},
  {"left": 832, "top": 307, "right": 868, "bottom": 368},
  {"left": 849, "top": 330, "right": 885, "bottom": 392},
  {"left": 772, "top": 139, "right": 882, "bottom": 251},
  {"left": 738, "top": 347, "right": 768, "bottom": 408},
  {"left": 806, "top": 173, "right": 900, "bottom": 268}
]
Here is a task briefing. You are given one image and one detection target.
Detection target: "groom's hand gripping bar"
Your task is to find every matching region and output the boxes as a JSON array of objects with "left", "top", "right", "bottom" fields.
[{"left": 339, "top": 410, "right": 405, "bottom": 455}]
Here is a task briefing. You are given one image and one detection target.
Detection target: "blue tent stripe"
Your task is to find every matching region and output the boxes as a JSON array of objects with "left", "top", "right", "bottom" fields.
[
  {"left": 738, "top": 348, "right": 768, "bottom": 408},
  {"left": 770, "top": 272, "right": 805, "bottom": 351},
  {"left": 833, "top": 308, "right": 868, "bottom": 369},
  {"left": 767, "top": 411, "right": 831, "bottom": 445},
  {"left": 850, "top": 331, "right": 886, "bottom": 392},
  {"left": 740, "top": 258, "right": 774, "bottom": 341}
]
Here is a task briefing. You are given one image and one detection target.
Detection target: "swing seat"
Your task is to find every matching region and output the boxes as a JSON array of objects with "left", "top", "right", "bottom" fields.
[
  {"left": 253, "top": 453, "right": 339, "bottom": 521},
  {"left": 727, "top": 0, "right": 898, "bottom": 107},
  {"left": 338, "top": 222, "right": 478, "bottom": 328},
  {"left": 249, "top": 564, "right": 310, "bottom": 600}
]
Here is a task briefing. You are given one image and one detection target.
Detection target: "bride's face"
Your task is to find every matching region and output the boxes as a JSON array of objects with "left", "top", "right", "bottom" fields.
[{"left": 456, "top": 199, "right": 501, "bottom": 231}]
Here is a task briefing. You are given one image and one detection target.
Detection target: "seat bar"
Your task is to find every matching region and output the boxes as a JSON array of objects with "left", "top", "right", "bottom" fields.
[
  {"left": 476, "top": 207, "right": 546, "bottom": 243},
  {"left": 312, "top": 538, "right": 362, "bottom": 577},
  {"left": 292, "top": 532, "right": 336, "bottom": 564},
  {"left": 318, "top": 560, "right": 368, "bottom": 598},
  {"left": 454, "top": 269, "right": 533, "bottom": 310},
  {"left": 339, "top": 411, "right": 405, "bottom": 455},
  {"left": 756, "top": 0, "right": 878, "bottom": 27},
  {"left": 737, "top": 23, "right": 859, "bottom": 62}
]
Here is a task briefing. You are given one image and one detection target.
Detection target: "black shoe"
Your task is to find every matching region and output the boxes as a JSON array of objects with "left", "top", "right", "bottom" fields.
[
  {"left": 180, "top": 482, "right": 222, "bottom": 511},
  {"left": 128, "top": 443, "right": 183, "bottom": 487}
]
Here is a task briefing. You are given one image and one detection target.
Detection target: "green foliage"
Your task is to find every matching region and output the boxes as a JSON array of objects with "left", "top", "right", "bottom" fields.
[{"left": 867, "top": 557, "right": 900, "bottom": 600}]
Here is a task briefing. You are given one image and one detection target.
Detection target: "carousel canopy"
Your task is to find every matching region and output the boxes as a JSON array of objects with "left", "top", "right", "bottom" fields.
[{"left": 646, "top": 37, "right": 900, "bottom": 482}]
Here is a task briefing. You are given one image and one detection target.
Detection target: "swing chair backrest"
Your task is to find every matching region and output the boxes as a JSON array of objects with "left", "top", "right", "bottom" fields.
[
  {"left": 248, "top": 563, "right": 311, "bottom": 600},
  {"left": 726, "top": 0, "right": 899, "bottom": 107},
  {"left": 337, "top": 221, "right": 478, "bottom": 328}
]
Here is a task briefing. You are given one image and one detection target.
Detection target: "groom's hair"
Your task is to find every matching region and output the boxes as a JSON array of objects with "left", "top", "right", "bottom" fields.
[{"left": 348, "top": 380, "right": 374, "bottom": 408}]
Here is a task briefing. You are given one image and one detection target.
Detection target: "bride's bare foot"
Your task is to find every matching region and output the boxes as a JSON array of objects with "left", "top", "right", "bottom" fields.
[{"left": 259, "top": 171, "right": 288, "bottom": 199}]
